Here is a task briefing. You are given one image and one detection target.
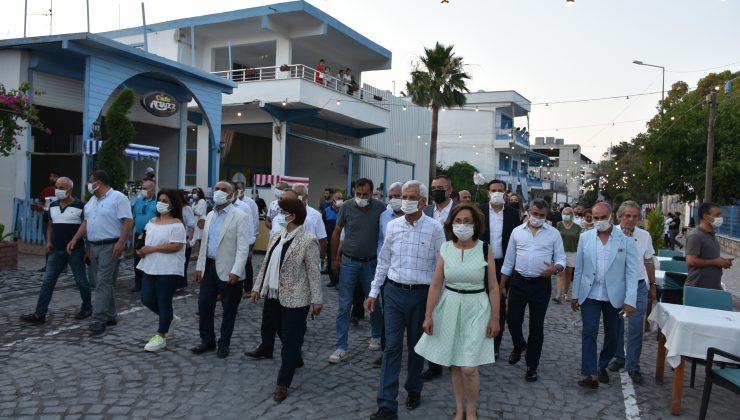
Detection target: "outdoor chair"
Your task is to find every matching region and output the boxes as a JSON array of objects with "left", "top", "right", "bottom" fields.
[
  {"left": 658, "top": 249, "right": 684, "bottom": 258},
  {"left": 660, "top": 259, "right": 688, "bottom": 274},
  {"left": 699, "top": 347, "right": 740, "bottom": 420}
]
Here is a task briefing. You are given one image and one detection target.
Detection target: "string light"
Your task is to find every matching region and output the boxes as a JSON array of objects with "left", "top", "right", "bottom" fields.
[
  {"left": 237, "top": 112, "right": 242, "bottom": 117},
  {"left": 282, "top": 99, "right": 287, "bottom": 106}
]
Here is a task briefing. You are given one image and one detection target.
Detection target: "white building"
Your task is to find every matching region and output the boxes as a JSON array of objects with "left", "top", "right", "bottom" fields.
[{"left": 530, "top": 137, "right": 596, "bottom": 203}]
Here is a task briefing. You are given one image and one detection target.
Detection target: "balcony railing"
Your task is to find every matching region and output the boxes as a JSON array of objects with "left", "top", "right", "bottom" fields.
[
  {"left": 212, "top": 64, "right": 390, "bottom": 110},
  {"left": 494, "top": 128, "right": 529, "bottom": 147}
]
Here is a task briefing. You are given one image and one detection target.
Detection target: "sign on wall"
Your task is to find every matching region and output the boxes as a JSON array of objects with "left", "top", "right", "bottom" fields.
[{"left": 140, "top": 92, "right": 179, "bottom": 117}]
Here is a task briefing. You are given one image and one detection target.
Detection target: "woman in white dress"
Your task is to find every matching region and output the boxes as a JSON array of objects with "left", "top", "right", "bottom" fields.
[{"left": 190, "top": 187, "right": 207, "bottom": 259}]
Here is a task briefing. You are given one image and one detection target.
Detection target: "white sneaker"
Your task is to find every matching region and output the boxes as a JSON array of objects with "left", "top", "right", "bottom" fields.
[
  {"left": 368, "top": 337, "right": 381, "bottom": 351},
  {"left": 328, "top": 349, "right": 347, "bottom": 364},
  {"left": 144, "top": 335, "right": 166, "bottom": 352}
]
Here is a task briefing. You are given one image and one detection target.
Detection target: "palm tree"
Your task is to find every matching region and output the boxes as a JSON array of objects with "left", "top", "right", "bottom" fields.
[{"left": 405, "top": 42, "right": 470, "bottom": 182}]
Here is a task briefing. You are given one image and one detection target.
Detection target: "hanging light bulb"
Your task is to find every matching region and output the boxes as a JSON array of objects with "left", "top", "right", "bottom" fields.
[
  {"left": 282, "top": 98, "right": 287, "bottom": 106},
  {"left": 475, "top": 106, "right": 479, "bottom": 112},
  {"left": 402, "top": 105, "right": 407, "bottom": 111},
  {"left": 237, "top": 112, "right": 242, "bottom": 117},
  {"left": 336, "top": 100, "right": 341, "bottom": 106},
  {"left": 458, "top": 134, "right": 463, "bottom": 139}
]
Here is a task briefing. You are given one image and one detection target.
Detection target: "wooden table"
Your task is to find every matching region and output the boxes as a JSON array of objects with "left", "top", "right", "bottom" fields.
[{"left": 648, "top": 303, "right": 740, "bottom": 415}]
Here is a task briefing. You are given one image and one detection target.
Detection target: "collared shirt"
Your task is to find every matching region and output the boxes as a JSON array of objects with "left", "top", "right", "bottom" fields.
[
  {"left": 84, "top": 188, "right": 133, "bottom": 241},
  {"left": 617, "top": 225, "right": 654, "bottom": 281},
  {"left": 369, "top": 215, "right": 446, "bottom": 298},
  {"left": 588, "top": 233, "right": 612, "bottom": 301},
  {"left": 305, "top": 205, "right": 327, "bottom": 240},
  {"left": 132, "top": 195, "right": 157, "bottom": 234},
  {"left": 489, "top": 205, "right": 505, "bottom": 259},
  {"left": 501, "top": 222, "right": 567, "bottom": 278},
  {"left": 378, "top": 208, "right": 402, "bottom": 255},
  {"left": 48, "top": 198, "right": 85, "bottom": 251},
  {"left": 207, "top": 204, "right": 233, "bottom": 259},
  {"left": 268, "top": 200, "right": 282, "bottom": 237},
  {"left": 433, "top": 199, "right": 453, "bottom": 223},
  {"left": 236, "top": 198, "right": 259, "bottom": 245}
]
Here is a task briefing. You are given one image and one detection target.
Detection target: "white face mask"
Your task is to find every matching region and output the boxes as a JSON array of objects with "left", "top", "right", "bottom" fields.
[
  {"left": 401, "top": 199, "right": 419, "bottom": 215},
  {"left": 355, "top": 197, "right": 369, "bottom": 208},
  {"left": 594, "top": 220, "right": 612, "bottom": 232},
  {"left": 452, "top": 223, "right": 475, "bottom": 241},
  {"left": 528, "top": 215, "right": 545, "bottom": 228},
  {"left": 489, "top": 191, "right": 505, "bottom": 206},
  {"left": 334, "top": 199, "right": 344, "bottom": 207},
  {"left": 156, "top": 201, "right": 170, "bottom": 214},
  {"left": 54, "top": 189, "right": 68, "bottom": 200},
  {"left": 711, "top": 216, "right": 723, "bottom": 228},
  {"left": 87, "top": 182, "right": 99, "bottom": 195},
  {"left": 389, "top": 198, "right": 402, "bottom": 212},
  {"left": 276, "top": 213, "right": 293, "bottom": 228},
  {"left": 274, "top": 188, "right": 283, "bottom": 199},
  {"left": 213, "top": 190, "right": 230, "bottom": 206},
  {"left": 192, "top": 193, "right": 199, "bottom": 200}
]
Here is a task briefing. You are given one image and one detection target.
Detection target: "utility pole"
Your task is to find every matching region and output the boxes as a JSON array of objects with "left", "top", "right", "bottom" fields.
[{"left": 703, "top": 89, "right": 718, "bottom": 203}]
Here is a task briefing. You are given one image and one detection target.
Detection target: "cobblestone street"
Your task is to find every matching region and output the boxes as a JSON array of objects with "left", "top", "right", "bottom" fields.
[{"left": 1, "top": 252, "right": 738, "bottom": 419}]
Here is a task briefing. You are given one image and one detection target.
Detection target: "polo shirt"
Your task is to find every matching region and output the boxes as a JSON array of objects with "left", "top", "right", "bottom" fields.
[
  {"left": 132, "top": 196, "right": 157, "bottom": 234},
  {"left": 48, "top": 198, "right": 85, "bottom": 251},
  {"left": 84, "top": 188, "right": 133, "bottom": 242},
  {"left": 685, "top": 226, "right": 723, "bottom": 289},
  {"left": 337, "top": 198, "right": 385, "bottom": 258}
]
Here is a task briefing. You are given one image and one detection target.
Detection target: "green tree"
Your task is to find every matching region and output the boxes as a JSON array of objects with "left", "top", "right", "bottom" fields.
[
  {"left": 645, "top": 208, "right": 665, "bottom": 252},
  {"left": 97, "top": 89, "right": 135, "bottom": 191},
  {"left": 405, "top": 42, "right": 470, "bottom": 182},
  {"left": 437, "top": 161, "right": 488, "bottom": 204}
]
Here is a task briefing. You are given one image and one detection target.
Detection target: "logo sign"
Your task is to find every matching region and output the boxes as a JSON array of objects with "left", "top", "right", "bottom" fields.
[{"left": 141, "top": 92, "right": 179, "bottom": 117}]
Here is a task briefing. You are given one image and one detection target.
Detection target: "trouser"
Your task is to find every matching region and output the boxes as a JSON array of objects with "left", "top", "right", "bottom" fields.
[
  {"left": 141, "top": 273, "right": 178, "bottom": 334},
  {"left": 243, "top": 256, "right": 253, "bottom": 292},
  {"left": 506, "top": 272, "right": 551, "bottom": 370},
  {"left": 493, "top": 258, "right": 507, "bottom": 353},
  {"left": 261, "top": 298, "right": 310, "bottom": 388},
  {"left": 613, "top": 280, "right": 649, "bottom": 372},
  {"left": 198, "top": 259, "right": 243, "bottom": 349},
  {"left": 580, "top": 298, "right": 620, "bottom": 376},
  {"left": 35, "top": 248, "right": 91, "bottom": 317},
  {"left": 176, "top": 245, "right": 192, "bottom": 289},
  {"left": 325, "top": 220, "right": 338, "bottom": 284},
  {"left": 335, "top": 255, "right": 381, "bottom": 349},
  {"left": 377, "top": 283, "right": 428, "bottom": 411},
  {"left": 668, "top": 229, "right": 681, "bottom": 250},
  {"left": 90, "top": 242, "right": 119, "bottom": 324}
]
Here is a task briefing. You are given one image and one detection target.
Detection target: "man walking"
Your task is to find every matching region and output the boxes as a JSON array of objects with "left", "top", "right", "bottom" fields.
[
  {"left": 21, "top": 177, "right": 92, "bottom": 324},
  {"left": 192, "top": 181, "right": 251, "bottom": 358},
  {"left": 500, "top": 199, "right": 566, "bottom": 382},
  {"left": 131, "top": 179, "right": 157, "bottom": 292},
  {"left": 266, "top": 181, "right": 290, "bottom": 237},
  {"left": 67, "top": 170, "right": 133, "bottom": 336},
  {"left": 365, "top": 180, "right": 445, "bottom": 420},
  {"left": 571, "top": 202, "right": 638, "bottom": 388},
  {"left": 293, "top": 183, "right": 327, "bottom": 260},
  {"left": 424, "top": 175, "right": 454, "bottom": 224},
  {"left": 232, "top": 182, "right": 259, "bottom": 291},
  {"left": 685, "top": 203, "right": 733, "bottom": 289},
  {"left": 607, "top": 201, "right": 656, "bottom": 384}
]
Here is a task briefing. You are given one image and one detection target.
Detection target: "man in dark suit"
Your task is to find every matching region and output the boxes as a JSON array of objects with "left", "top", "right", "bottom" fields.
[{"left": 479, "top": 179, "right": 521, "bottom": 359}]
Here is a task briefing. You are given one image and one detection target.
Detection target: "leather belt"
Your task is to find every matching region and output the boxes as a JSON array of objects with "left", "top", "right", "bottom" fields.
[
  {"left": 345, "top": 254, "right": 376, "bottom": 262},
  {"left": 513, "top": 271, "right": 548, "bottom": 282},
  {"left": 88, "top": 238, "right": 118, "bottom": 246},
  {"left": 445, "top": 285, "right": 485, "bottom": 294},
  {"left": 387, "top": 279, "right": 429, "bottom": 291}
]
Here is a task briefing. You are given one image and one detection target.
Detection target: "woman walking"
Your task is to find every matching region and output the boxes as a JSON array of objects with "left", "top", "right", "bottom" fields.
[
  {"left": 415, "top": 204, "right": 500, "bottom": 420},
  {"left": 190, "top": 187, "right": 207, "bottom": 260},
  {"left": 135, "top": 189, "right": 187, "bottom": 352},
  {"left": 554, "top": 206, "right": 582, "bottom": 303},
  {"left": 251, "top": 198, "right": 323, "bottom": 403},
  {"left": 178, "top": 190, "right": 196, "bottom": 291}
]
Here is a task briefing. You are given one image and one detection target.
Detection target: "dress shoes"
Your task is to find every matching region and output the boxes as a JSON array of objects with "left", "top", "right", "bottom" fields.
[
  {"left": 406, "top": 392, "right": 421, "bottom": 410},
  {"left": 578, "top": 376, "right": 599, "bottom": 389},
  {"left": 597, "top": 368, "right": 610, "bottom": 384},
  {"left": 190, "top": 343, "right": 216, "bottom": 355},
  {"left": 273, "top": 385, "right": 288, "bottom": 402},
  {"left": 217, "top": 346, "right": 230, "bottom": 359},
  {"left": 245, "top": 345, "right": 273, "bottom": 359},
  {"left": 525, "top": 367, "right": 538, "bottom": 382},
  {"left": 421, "top": 365, "right": 442, "bottom": 381},
  {"left": 509, "top": 348, "right": 526, "bottom": 365},
  {"left": 369, "top": 408, "right": 398, "bottom": 420},
  {"left": 628, "top": 370, "right": 643, "bottom": 385}
]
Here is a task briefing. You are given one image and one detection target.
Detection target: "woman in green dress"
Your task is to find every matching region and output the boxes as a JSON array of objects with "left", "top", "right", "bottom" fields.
[
  {"left": 415, "top": 203, "right": 500, "bottom": 420},
  {"left": 554, "top": 206, "right": 582, "bottom": 303}
]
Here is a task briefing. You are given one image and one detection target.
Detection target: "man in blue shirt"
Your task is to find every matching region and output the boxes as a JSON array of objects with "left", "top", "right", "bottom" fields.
[{"left": 131, "top": 179, "right": 157, "bottom": 292}]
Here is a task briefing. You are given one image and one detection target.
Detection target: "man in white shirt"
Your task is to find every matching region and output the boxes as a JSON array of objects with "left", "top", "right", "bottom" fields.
[
  {"left": 500, "top": 199, "right": 566, "bottom": 382},
  {"left": 292, "top": 183, "right": 327, "bottom": 260},
  {"left": 608, "top": 201, "right": 656, "bottom": 385},
  {"left": 265, "top": 181, "right": 289, "bottom": 236},
  {"left": 232, "top": 182, "right": 259, "bottom": 291},
  {"left": 364, "top": 180, "right": 446, "bottom": 419}
]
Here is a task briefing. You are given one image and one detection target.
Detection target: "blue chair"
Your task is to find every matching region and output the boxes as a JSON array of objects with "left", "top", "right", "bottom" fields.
[
  {"left": 660, "top": 260, "right": 688, "bottom": 274},
  {"left": 683, "top": 286, "right": 734, "bottom": 388},
  {"left": 672, "top": 255, "right": 686, "bottom": 262},
  {"left": 658, "top": 249, "right": 684, "bottom": 258},
  {"left": 699, "top": 347, "right": 740, "bottom": 420}
]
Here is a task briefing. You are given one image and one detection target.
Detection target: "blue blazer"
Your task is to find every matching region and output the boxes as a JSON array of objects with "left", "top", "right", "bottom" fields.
[{"left": 572, "top": 227, "right": 638, "bottom": 308}]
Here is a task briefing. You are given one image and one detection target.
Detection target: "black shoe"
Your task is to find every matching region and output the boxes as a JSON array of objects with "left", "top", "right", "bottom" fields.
[
  {"left": 130, "top": 285, "right": 141, "bottom": 293},
  {"left": 628, "top": 370, "right": 643, "bottom": 385},
  {"left": 74, "top": 309, "right": 92, "bottom": 320},
  {"left": 406, "top": 392, "right": 421, "bottom": 410},
  {"left": 597, "top": 368, "right": 609, "bottom": 384},
  {"left": 578, "top": 376, "right": 599, "bottom": 389},
  {"left": 350, "top": 316, "right": 360, "bottom": 326},
  {"left": 369, "top": 408, "right": 398, "bottom": 420},
  {"left": 19, "top": 313, "right": 46, "bottom": 324},
  {"left": 494, "top": 348, "right": 500, "bottom": 361},
  {"left": 217, "top": 346, "right": 230, "bottom": 358},
  {"left": 373, "top": 355, "right": 383, "bottom": 368},
  {"left": 245, "top": 344, "right": 273, "bottom": 359},
  {"left": 421, "top": 365, "right": 442, "bottom": 381},
  {"left": 509, "top": 348, "right": 525, "bottom": 365},
  {"left": 607, "top": 359, "right": 624, "bottom": 372},
  {"left": 105, "top": 319, "right": 117, "bottom": 326},
  {"left": 37, "top": 266, "right": 46, "bottom": 272},
  {"left": 525, "top": 367, "right": 538, "bottom": 382},
  {"left": 191, "top": 343, "right": 216, "bottom": 355},
  {"left": 297, "top": 357, "right": 304, "bottom": 368},
  {"left": 89, "top": 322, "right": 106, "bottom": 336}
]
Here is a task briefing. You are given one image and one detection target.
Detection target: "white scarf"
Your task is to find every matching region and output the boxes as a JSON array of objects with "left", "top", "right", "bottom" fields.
[{"left": 265, "top": 226, "right": 302, "bottom": 299}]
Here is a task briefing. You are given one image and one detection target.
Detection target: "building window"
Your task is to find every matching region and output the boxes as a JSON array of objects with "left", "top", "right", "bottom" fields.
[
  {"left": 512, "top": 160, "right": 519, "bottom": 175},
  {"left": 500, "top": 114, "right": 513, "bottom": 129},
  {"left": 185, "top": 127, "right": 197, "bottom": 186},
  {"left": 499, "top": 152, "right": 510, "bottom": 172}
]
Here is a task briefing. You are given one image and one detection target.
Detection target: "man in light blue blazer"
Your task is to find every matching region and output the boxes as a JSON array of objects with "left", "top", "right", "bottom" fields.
[{"left": 571, "top": 202, "right": 638, "bottom": 389}]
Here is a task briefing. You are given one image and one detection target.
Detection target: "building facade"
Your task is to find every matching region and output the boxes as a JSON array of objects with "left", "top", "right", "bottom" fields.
[{"left": 530, "top": 136, "right": 596, "bottom": 204}]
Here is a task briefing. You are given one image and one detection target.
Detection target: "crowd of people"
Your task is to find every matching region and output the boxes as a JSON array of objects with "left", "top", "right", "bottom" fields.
[
  {"left": 17, "top": 168, "right": 735, "bottom": 420},
  {"left": 315, "top": 58, "right": 359, "bottom": 95}
]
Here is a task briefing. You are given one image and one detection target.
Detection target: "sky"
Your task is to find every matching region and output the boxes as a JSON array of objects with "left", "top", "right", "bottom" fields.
[{"left": 3, "top": 0, "right": 739, "bottom": 161}]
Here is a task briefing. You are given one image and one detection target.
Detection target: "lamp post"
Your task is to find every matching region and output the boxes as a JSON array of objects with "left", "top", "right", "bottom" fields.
[{"left": 633, "top": 60, "right": 665, "bottom": 117}]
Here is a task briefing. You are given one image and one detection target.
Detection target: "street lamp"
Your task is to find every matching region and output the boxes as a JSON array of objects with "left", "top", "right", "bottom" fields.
[{"left": 633, "top": 60, "right": 665, "bottom": 117}]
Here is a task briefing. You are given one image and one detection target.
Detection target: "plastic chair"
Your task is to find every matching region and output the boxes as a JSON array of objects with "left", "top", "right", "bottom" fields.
[
  {"left": 660, "top": 260, "right": 688, "bottom": 274},
  {"left": 672, "top": 255, "right": 686, "bottom": 262},
  {"left": 658, "top": 249, "right": 684, "bottom": 258},
  {"left": 683, "top": 286, "right": 733, "bottom": 388},
  {"left": 699, "top": 347, "right": 740, "bottom": 420}
]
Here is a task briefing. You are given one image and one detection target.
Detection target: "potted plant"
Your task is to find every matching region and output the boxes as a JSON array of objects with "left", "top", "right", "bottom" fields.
[
  {"left": 278, "top": 64, "right": 291, "bottom": 79},
  {"left": 0, "top": 223, "right": 17, "bottom": 270},
  {"left": 0, "top": 82, "right": 50, "bottom": 157}
]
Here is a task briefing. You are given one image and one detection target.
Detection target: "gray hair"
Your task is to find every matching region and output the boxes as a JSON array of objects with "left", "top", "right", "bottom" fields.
[
  {"left": 593, "top": 201, "right": 613, "bottom": 214},
  {"left": 402, "top": 180, "right": 428, "bottom": 199},
  {"left": 292, "top": 183, "right": 308, "bottom": 195},
  {"left": 215, "top": 180, "right": 234, "bottom": 193},
  {"left": 56, "top": 176, "right": 74, "bottom": 190},
  {"left": 562, "top": 206, "right": 574, "bottom": 216},
  {"left": 388, "top": 182, "right": 404, "bottom": 193},
  {"left": 282, "top": 189, "right": 299, "bottom": 199},
  {"left": 617, "top": 200, "right": 641, "bottom": 219}
]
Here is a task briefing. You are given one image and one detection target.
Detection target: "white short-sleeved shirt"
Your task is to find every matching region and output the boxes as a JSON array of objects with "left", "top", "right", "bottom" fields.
[
  {"left": 617, "top": 225, "right": 654, "bottom": 281},
  {"left": 136, "top": 221, "right": 187, "bottom": 276},
  {"left": 84, "top": 188, "right": 133, "bottom": 241},
  {"left": 305, "top": 206, "right": 327, "bottom": 240}
]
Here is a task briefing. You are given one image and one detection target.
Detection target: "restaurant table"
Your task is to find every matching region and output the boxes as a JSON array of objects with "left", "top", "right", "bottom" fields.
[
  {"left": 647, "top": 302, "right": 740, "bottom": 415},
  {"left": 655, "top": 256, "right": 673, "bottom": 263}
]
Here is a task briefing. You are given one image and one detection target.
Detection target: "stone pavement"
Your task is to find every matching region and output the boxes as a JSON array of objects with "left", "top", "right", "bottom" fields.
[{"left": 1, "top": 252, "right": 738, "bottom": 419}]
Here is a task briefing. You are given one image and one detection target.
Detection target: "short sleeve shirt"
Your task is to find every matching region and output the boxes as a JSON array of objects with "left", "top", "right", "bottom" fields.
[
  {"left": 305, "top": 206, "right": 327, "bottom": 240},
  {"left": 136, "top": 222, "right": 187, "bottom": 276},
  {"left": 337, "top": 198, "right": 385, "bottom": 258},
  {"left": 84, "top": 189, "right": 133, "bottom": 241},
  {"left": 48, "top": 199, "right": 85, "bottom": 251},
  {"left": 685, "top": 227, "right": 723, "bottom": 289},
  {"left": 617, "top": 225, "right": 654, "bottom": 281}
]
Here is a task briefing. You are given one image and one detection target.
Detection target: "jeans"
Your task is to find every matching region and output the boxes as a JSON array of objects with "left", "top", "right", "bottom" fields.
[
  {"left": 90, "top": 242, "right": 120, "bottom": 324},
  {"left": 580, "top": 298, "right": 620, "bottom": 376},
  {"left": 377, "top": 284, "right": 427, "bottom": 411},
  {"left": 35, "top": 248, "right": 91, "bottom": 317},
  {"left": 261, "top": 298, "right": 310, "bottom": 388},
  {"left": 335, "top": 255, "right": 381, "bottom": 349},
  {"left": 613, "top": 280, "right": 649, "bottom": 372},
  {"left": 140, "top": 273, "right": 178, "bottom": 334},
  {"left": 198, "top": 259, "right": 243, "bottom": 349},
  {"left": 506, "top": 273, "right": 551, "bottom": 369}
]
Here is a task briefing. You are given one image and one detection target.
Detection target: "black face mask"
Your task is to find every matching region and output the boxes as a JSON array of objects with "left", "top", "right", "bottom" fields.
[{"left": 431, "top": 189, "right": 447, "bottom": 204}]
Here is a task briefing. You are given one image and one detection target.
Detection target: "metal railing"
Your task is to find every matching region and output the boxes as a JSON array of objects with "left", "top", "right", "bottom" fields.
[
  {"left": 494, "top": 128, "right": 529, "bottom": 146},
  {"left": 717, "top": 205, "right": 740, "bottom": 240},
  {"left": 212, "top": 64, "right": 390, "bottom": 110}
]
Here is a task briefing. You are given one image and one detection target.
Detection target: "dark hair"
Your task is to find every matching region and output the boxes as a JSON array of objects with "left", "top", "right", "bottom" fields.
[
  {"left": 584, "top": 207, "right": 593, "bottom": 215},
  {"left": 433, "top": 174, "right": 452, "bottom": 185},
  {"left": 531, "top": 198, "right": 548, "bottom": 210},
  {"left": 324, "top": 188, "right": 333, "bottom": 194},
  {"left": 444, "top": 203, "right": 485, "bottom": 243},
  {"left": 157, "top": 189, "right": 183, "bottom": 222},
  {"left": 699, "top": 202, "right": 719, "bottom": 219},
  {"left": 49, "top": 170, "right": 61, "bottom": 177},
  {"left": 191, "top": 187, "right": 205, "bottom": 199},
  {"left": 354, "top": 178, "right": 374, "bottom": 191},
  {"left": 278, "top": 198, "right": 307, "bottom": 225},
  {"left": 488, "top": 179, "right": 507, "bottom": 190},
  {"left": 91, "top": 170, "right": 110, "bottom": 185},
  {"left": 280, "top": 189, "right": 299, "bottom": 200}
]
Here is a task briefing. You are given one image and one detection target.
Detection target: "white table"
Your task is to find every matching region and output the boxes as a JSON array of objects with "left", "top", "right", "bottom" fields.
[
  {"left": 655, "top": 256, "right": 673, "bottom": 263},
  {"left": 655, "top": 270, "right": 665, "bottom": 287},
  {"left": 647, "top": 302, "right": 740, "bottom": 415}
]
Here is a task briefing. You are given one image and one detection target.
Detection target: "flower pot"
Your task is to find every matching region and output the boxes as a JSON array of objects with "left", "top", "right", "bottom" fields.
[{"left": 0, "top": 241, "right": 18, "bottom": 270}]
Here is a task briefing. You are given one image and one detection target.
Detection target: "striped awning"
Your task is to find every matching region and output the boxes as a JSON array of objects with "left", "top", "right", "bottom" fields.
[
  {"left": 253, "top": 174, "right": 309, "bottom": 186},
  {"left": 84, "top": 140, "right": 160, "bottom": 161}
]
